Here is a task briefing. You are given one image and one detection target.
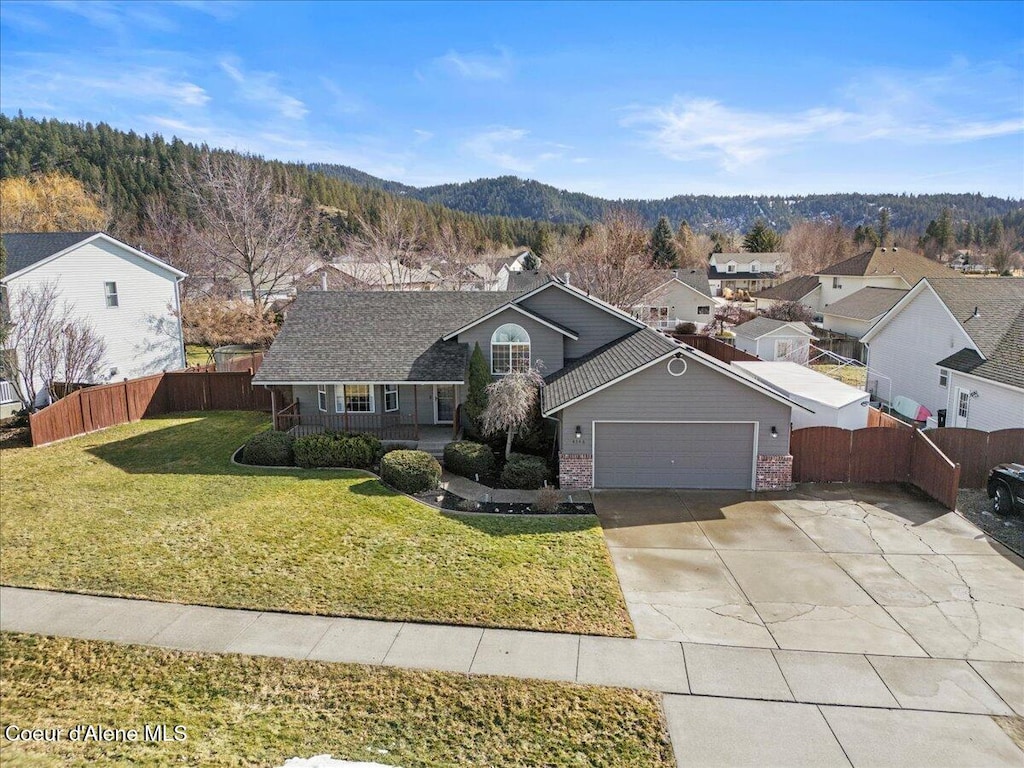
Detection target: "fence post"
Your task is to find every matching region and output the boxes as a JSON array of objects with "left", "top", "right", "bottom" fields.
[
  {"left": 123, "top": 380, "right": 133, "bottom": 422},
  {"left": 78, "top": 389, "right": 88, "bottom": 433}
]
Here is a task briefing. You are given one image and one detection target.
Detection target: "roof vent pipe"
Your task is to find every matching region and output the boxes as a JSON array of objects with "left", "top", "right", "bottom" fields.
[
  {"left": 972, "top": 306, "right": 980, "bottom": 319},
  {"left": 564, "top": 272, "right": 571, "bottom": 286},
  {"left": 321, "top": 271, "right": 328, "bottom": 291}
]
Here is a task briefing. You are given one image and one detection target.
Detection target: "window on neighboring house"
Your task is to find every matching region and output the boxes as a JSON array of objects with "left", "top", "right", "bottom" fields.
[
  {"left": 697, "top": 306, "right": 711, "bottom": 315},
  {"left": 832, "top": 277, "right": 842, "bottom": 289},
  {"left": 317, "top": 385, "right": 327, "bottom": 412},
  {"left": 750, "top": 262, "right": 760, "bottom": 273},
  {"left": 646, "top": 306, "right": 670, "bottom": 322},
  {"left": 384, "top": 384, "right": 399, "bottom": 412},
  {"left": 726, "top": 264, "right": 736, "bottom": 273},
  {"left": 104, "top": 282, "right": 119, "bottom": 307},
  {"left": 938, "top": 369, "right": 948, "bottom": 388},
  {"left": 337, "top": 384, "right": 373, "bottom": 413},
  {"left": 491, "top": 323, "right": 531, "bottom": 374}
]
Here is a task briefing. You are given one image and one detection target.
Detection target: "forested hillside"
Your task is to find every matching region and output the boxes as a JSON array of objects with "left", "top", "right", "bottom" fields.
[
  {"left": 315, "top": 167, "right": 1021, "bottom": 232},
  {"left": 0, "top": 115, "right": 570, "bottom": 250}
]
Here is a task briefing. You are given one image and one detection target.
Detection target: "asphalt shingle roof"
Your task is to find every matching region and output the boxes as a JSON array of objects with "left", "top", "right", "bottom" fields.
[
  {"left": 818, "top": 247, "right": 952, "bottom": 283},
  {"left": 2, "top": 231, "right": 100, "bottom": 275},
  {"left": 507, "top": 270, "right": 552, "bottom": 292},
  {"left": 822, "top": 287, "right": 908, "bottom": 321},
  {"left": 541, "top": 328, "right": 678, "bottom": 413},
  {"left": 733, "top": 316, "right": 814, "bottom": 339},
  {"left": 751, "top": 274, "right": 821, "bottom": 302},
  {"left": 649, "top": 269, "right": 713, "bottom": 297},
  {"left": 927, "top": 278, "right": 1024, "bottom": 389},
  {"left": 253, "top": 291, "right": 515, "bottom": 384}
]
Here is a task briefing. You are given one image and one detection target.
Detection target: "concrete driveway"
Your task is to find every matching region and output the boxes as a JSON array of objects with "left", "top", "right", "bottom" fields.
[{"left": 595, "top": 484, "right": 1024, "bottom": 661}]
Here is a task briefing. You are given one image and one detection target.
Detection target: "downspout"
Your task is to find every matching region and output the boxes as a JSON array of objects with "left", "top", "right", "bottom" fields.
[{"left": 173, "top": 276, "right": 186, "bottom": 370}]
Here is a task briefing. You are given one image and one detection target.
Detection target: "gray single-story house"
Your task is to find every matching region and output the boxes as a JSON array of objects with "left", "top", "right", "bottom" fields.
[{"left": 254, "top": 277, "right": 804, "bottom": 490}]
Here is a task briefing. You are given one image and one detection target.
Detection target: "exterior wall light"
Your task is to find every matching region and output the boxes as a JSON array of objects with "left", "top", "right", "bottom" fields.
[
  {"left": 770, "top": 426, "right": 778, "bottom": 439},
  {"left": 574, "top": 425, "right": 583, "bottom": 440}
]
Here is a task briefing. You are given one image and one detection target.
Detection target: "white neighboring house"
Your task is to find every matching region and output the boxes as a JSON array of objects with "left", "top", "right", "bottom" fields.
[
  {"left": 707, "top": 252, "right": 787, "bottom": 296},
  {"left": 819, "top": 287, "right": 908, "bottom": 339},
  {"left": 632, "top": 269, "right": 716, "bottom": 330},
  {"left": 1, "top": 231, "right": 187, "bottom": 412},
  {"left": 733, "top": 317, "right": 816, "bottom": 363},
  {"left": 862, "top": 277, "right": 1024, "bottom": 431}
]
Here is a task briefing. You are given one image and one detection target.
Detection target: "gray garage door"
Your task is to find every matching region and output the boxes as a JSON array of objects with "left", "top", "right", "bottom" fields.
[{"left": 593, "top": 422, "right": 755, "bottom": 489}]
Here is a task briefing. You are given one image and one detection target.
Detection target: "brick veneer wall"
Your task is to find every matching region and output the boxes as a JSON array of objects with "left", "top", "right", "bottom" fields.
[
  {"left": 558, "top": 453, "right": 592, "bottom": 489},
  {"left": 756, "top": 454, "right": 794, "bottom": 490}
]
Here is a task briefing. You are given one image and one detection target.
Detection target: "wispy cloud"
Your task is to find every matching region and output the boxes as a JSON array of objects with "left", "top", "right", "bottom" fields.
[
  {"left": 625, "top": 59, "right": 1024, "bottom": 171},
  {"left": 413, "top": 129, "right": 434, "bottom": 144},
  {"left": 319, "top": 77, "right": 363, "bottom": 115},
  {"left": 462, "top": 127, "right": 569, "bottom": 173},
  {"left": 220, "top": 56, "right": 307, "bottom": 120},
  {"left": 435, "top": 48, "right": 512, "bottom": 81}
]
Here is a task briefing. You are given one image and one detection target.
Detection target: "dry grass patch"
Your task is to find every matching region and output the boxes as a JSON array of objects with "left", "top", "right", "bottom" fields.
[
  {"left": 0, "top": 633, "right": 674, "bottom": 767},
  {"left": 0, "top": 412, "right": 631, "bottom": 636}
]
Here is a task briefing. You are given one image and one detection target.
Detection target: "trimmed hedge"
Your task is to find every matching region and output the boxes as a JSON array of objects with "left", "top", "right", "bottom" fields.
[
  {"left": 381, "top": 450, "right": 442, "bottom": 494},
  {"left": 293, "top": 432, "right": 381, "bottom": 469},
  {"left": 500, "top": 453, "right": 550, "bottom": 490},
  {"left": 443, "top": 440, "right": 496, "bottom": 481},
  {"left": 241, "top": 430, "right": 295, "bottom": 466}
]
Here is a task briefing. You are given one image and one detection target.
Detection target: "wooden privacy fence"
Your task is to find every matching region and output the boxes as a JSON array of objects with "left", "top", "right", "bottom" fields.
[
  {"left": 677, "top": 335, "right": 761, "bottom": 363},
  {"left": 866, "top": 407, "right": 909, "bottom": 429},
  {"left": 791, "top": 425, "right": 961, "bottom": 510},
  {"left": 28, "top": 370, "right": 271, "bottom": 447},
  {"left": 923, "top": 428, "right": 1024, "bottom": 488}
]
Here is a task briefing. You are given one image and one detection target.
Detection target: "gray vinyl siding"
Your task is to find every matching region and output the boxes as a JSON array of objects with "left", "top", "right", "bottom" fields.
[
  {"left": 518, "top": 286, "right": 636, "bottom": 358},
  {"left": 456, "top": 307, "right": 564, "bottom": 374},
  {"left": 866, "top": 288, "right": 974, "bottom": 414},
  {"left": 557, "top": 357, "right": 792, "bottom": 456},
  {"left": 735, "top": 328, "right": 810, "bottom": 361},
  {"left": 945, "top": 373, "right": 1024, "bottom": 431}
]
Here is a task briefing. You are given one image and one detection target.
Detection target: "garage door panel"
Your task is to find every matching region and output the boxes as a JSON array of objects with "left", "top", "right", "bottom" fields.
[{"left": 594, "top": 422, "right": 754, "bottom": 489}]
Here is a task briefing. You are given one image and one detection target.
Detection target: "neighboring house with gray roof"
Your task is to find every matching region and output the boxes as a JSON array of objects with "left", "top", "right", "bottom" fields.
[
  {"left": 254, "top": 276, "right": 803, "bottom": 490},
  {"left": 752, "top": 275, "right": 822, "bottom": 316},
  {"left": 733, "top": 317, "right": 816, "bottom": 363},
  {"left": 0, "top": 231, "right": 187, "bottom": 414},
  {"left": 862, "top": 277, "right": 1024, "bottom": 430},
  {"left": 820, "top": 287, "right": 908, "bottom": 338},
  {"left": 631, "top": 269, "right": 716, "bottom": 330}
]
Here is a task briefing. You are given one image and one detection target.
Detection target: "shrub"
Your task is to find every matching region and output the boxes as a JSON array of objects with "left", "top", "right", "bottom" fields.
[
  {"left": 293, "top": 433, "right": 336, "bottom": 468},
  {"left": 241, "top": 430, "right": 295, "bottom": 466},
  {"left": 500, "top": 452, "right": 550, "bottom": 490},
  {"left": 381, "top": 450, "right": 442, "bottom": 494},
  {"left": 444, "top": 440, "right": 496, "bottom": 481},
  {"left": 292, "top": 432, "right": 381, "bottom": 469},
  {"left": 674, "top": 321, "right": 697, "bottom": 336},
  {"left": 532, "top": 485, "right": 562, "bottom": 513}
]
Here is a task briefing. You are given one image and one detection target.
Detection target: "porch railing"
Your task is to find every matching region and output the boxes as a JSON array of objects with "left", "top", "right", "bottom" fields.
[
  {"left": 276, "top": 407, "right": 419, "bottom": 441},
  {"left": 274, "top": 400, "right": 300, "bottom": 431}
]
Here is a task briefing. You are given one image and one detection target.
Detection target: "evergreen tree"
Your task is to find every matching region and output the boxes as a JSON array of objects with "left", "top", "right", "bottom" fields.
[
  {"left": 650, "top": 216, "right": 678, "bottom": 267},
  {"left": 878, "top": 208, "right": 890, "bottom": 246},
  {"left": 935, "top": 208, "right": 954, "bottom": 254},
  {"left": 742, "top": 219, "right": 784, "bottom": 252},
  {"left": 985, "top": 218, "right": 1004, "bottom": 248},
  {"left": 463, "top": 343, "right": 491, "bottom": 438}
]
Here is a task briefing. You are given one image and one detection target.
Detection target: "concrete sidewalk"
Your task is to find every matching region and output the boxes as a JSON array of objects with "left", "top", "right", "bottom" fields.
[
  {"left": 4, "top": 586, "right": 1022, "bottom": 767},
  {"left": 2, "top": 586, "right": 1021, "bottom": 718}
]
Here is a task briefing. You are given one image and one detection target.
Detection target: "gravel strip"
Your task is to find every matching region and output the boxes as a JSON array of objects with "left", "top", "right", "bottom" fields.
[{"left": 957, "top": 488, "right": 1024, "bottom": 556}]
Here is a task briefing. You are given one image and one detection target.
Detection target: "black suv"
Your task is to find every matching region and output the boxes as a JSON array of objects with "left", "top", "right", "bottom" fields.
[{"left": 988, "top": 464, "right": 1024, "bottom": 515}]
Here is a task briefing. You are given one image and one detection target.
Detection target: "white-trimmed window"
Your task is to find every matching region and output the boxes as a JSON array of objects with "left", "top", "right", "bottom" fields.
[
  {"left": 491, "top": 323, "right": 531, "bottom": 374},
  {"left": 939, "top": 369, "right": 948, "bottom": 388},
  {"left": 104, "top": 281, "right": 119, "bottom": 307},
  {"left": 726, "top": 264, "right": 736, "bottom": 273},
  {"left": 750, "top": 262, "right": 760, "bottom": 273},
  {"left": 646, "top": 306, "right": 670, "bottom": 323},
  {"left": 384, "top": 384, "right": 399, "bottom": 412},
  {"left": 697, "top": 305, "right": 710, "bottom": 315},
  {"left": 317, "top": 385, "right": 327, "bottom": 412},
  {"left": 336, "top": 384, "right": 374, "bottom": 413},
  {"left": 832, "top": 277, "right": 842, "bottom": 289}
]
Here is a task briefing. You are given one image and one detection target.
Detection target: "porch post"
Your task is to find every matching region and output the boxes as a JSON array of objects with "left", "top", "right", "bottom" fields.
[
  {"left": 270, "top": 388, "right": 277, "bottom": 430},
  {"left": 413, "top": 385, "right": 419, "bottom": 440}
]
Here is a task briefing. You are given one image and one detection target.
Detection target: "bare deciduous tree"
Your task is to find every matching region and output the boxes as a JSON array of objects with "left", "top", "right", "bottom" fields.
[
  {"left": 430, "top": 222, "right": 477, "bottom": 290},
  {"left": 481, "top": 367, "right": 544, "bottom": 458},
  {"left": 549, "top": 211, "right": 661, "bottom": 307},
  {"left": 179, "top": 297, "right": 280, "bottom": 350},
  {"left": 784, "top": 220, "right": 853, "bottom": 275},
  {"left": 138, "top": 195, "right": 214, "bottom": 301},
  {"left": 343, "top": 199, "right": 426, "bottom": 289},
  {"left": 761, "top": 300, "right": 815, "bottom": 323},
  {"left": 5, "top": 281, "right": 107, "bottom": 408},
  {"left": 179, "top": 153, "right": 316, "bottom": 312}
]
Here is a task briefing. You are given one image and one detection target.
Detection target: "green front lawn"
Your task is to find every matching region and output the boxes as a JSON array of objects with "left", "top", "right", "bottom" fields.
[
  {"left": 0, "top": 412, "right": 631, "bottom": 636},
  {"left": 1, "top": 633, "right": 674, "bottom": 767}
]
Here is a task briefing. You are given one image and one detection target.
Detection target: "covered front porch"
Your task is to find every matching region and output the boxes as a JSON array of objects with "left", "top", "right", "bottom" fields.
[{"left": 270, "top": 381, "right": 462, "bottom": 444}]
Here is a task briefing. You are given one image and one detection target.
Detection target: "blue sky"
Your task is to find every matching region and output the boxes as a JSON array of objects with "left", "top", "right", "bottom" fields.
[{"left": 1, "top": 1, "right": 1022, "bottom": 198}]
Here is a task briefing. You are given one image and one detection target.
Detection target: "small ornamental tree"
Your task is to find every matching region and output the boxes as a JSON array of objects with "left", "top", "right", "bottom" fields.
[
  {"left": 481, "top": 367, "right": 544, "bottom": 459},
  {"left": 761, "top": 300, "right": 814, "bottom": 323},
  {"left": 463, "top": 342, "right": 491, "bottom": 437}
]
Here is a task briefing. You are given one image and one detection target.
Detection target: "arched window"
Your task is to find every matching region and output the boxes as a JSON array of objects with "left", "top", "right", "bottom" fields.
[{"left": 491, "top": 323, "right": 531, "bottom": 374}]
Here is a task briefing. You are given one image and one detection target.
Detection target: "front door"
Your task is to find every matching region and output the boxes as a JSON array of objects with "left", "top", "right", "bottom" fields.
[
  {"left": 434, "top": 384, "right": 455, "bottom": 423},
  {"left": 953, "top": 387, "right": 971, "bottom": 427}
]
